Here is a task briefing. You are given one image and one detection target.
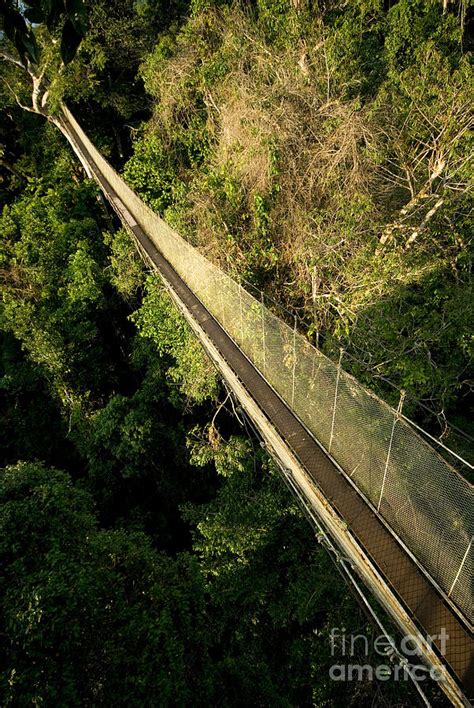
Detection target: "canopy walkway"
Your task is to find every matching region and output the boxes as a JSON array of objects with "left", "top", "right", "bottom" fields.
[{"left": 61, "top": 107, "right": 473, "bottom": 706}]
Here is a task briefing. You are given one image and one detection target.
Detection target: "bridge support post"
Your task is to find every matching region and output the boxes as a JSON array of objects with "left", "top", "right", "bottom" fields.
[
  {"left": 239, "top": 283, "right": 244, "bottom": 346},
  {"left": 261, "top": 291, "right": 266, "bottom": 376},
  {"left": 448, "top": 535, "right": 473, "bottom": 600},
  {"left": 377, "top": 390, "right": 405, "bottom": 512},
  {"left": 291, "top": 316, "right": 297, "bottom": 408},
  {"left": 219, "top": 273, "right": 226, "bottom": 330},
  {"left": 329, "top": 348, "right": 344, "bottom": 454}
]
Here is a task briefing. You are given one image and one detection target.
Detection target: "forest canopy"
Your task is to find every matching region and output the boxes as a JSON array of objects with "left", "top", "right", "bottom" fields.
[{"left": 0, "top": 0, "right": 472, "bottom": 704}]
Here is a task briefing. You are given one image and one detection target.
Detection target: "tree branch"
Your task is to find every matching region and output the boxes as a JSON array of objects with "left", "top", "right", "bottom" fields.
[
  {"left": 0, "top": 50, "right": 25, "bottom": 70},
  {"left": 0, "top": 158, "right": 26, "bottom": 182},
  {"left": 3, "top": 80, "right": 37, "bottom": 114}
]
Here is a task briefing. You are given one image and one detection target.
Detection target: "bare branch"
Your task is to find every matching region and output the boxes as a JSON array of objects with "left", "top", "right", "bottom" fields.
[
  {"left": 3, "top": 80, "right": 37, "bottom": 114},
  {"left": 0, "top": 50, "right": 25, "bottom": 71},
  {"left": 405, "top": 197, "right": 445, "bottom": 248}
]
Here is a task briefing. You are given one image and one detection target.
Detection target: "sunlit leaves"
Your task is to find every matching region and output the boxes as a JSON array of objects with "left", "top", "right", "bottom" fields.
[{"left": 131, "top": 275, "right": 218, "bottom": 404}]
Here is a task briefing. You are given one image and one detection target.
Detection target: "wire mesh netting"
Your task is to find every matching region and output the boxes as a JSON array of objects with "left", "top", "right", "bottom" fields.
[{"left": 63, "top": 107, "right": 474, "bottom": 622}]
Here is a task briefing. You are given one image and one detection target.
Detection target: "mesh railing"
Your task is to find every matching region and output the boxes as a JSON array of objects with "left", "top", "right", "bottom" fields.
[{"left": 63, "top": 107, "right": 474, "bottom": 622}]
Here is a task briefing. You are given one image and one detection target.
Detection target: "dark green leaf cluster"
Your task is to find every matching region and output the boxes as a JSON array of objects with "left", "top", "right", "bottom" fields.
[{"left": 0, "top": 0, "right": 88, "bottom": 65}]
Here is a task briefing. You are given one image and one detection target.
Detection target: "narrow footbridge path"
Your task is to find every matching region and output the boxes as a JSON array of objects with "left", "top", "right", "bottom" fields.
[{"left": 61, "top": 108, "right": 473, "bottom": 706}]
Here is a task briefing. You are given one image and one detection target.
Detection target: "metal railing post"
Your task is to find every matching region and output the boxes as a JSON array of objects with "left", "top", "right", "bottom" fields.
[
  {"left": 261, "top": 291, "right": 266, "bottom": 377},
  {"left": 377, "top": 390, "right": 405, "bottom": 513},
  {"left": 291, "top": 316, "right": 297, "bottom": 408},
  {"left": 219, "top": 272, "right": 226, "bottom": 330},
  {"left": 328, "top": 348, "right": 344, "bottom": 454},
  {"left": 448, "top": 535, "right": 473, "bottom": 599},
  {"left": 239, "top": 283, "right": 244, "bottom": 346}
]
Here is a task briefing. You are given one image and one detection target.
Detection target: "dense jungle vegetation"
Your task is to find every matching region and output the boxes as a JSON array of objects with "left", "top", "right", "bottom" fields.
[{"left": 0, "top": 0, "right": 472, "bottom": 704}]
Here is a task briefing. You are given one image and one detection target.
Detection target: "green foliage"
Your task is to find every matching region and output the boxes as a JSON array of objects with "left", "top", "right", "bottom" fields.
[
  {"left": 0, "top": 333, "right": 77, "bottom": 468},
  {"left": 0, "top": 462, "right": 214, "bottom": 705},
  {"left": 72, "top": 342, "right": 209, "bottom": 544},
  {"left": 54, "top": 0, "right": 192, "bottom": 121},
  {"left": 0, "top": 0, "right": 88, "bottom": 66},
  {"left": 186, "top": 435, "right": 289, "bottom": 567},
  {"left": 131, "top": 274, "right": 218, "bottom": 404},
  {"left": 66, "top": 240, "right": 103, "bottom": 304},
  {"left": 341, "top": 258, "right": 473, "bottom": 409},
  {"left": 255, "top": 0, "right": 306, "bottom": 45},
  {"left": 0, "top": 174, "right": 113, "bottom": 405},
  {"left": 103, "top": 227, "right": 144, "bottom": 299},
  {"left": 384, "top": 0, "right": 462, "bottom": 73},
  {"left": 123, "top": 134, "right": 183, "bottom": 213}
]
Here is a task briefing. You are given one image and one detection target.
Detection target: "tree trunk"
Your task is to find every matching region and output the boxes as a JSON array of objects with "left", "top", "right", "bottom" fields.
[{"left": 50, "top": 115, "right": 95, "bottom": 179}]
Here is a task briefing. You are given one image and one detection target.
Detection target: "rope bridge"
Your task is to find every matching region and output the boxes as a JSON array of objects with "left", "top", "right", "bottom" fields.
[{"left": 61, "top": 106, "right": 473, "bottom": 706}]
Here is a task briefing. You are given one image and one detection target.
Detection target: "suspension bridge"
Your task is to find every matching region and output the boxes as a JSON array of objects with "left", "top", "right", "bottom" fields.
[{"left": 61, "top": 106, "right": 473, "bottom": 707}]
